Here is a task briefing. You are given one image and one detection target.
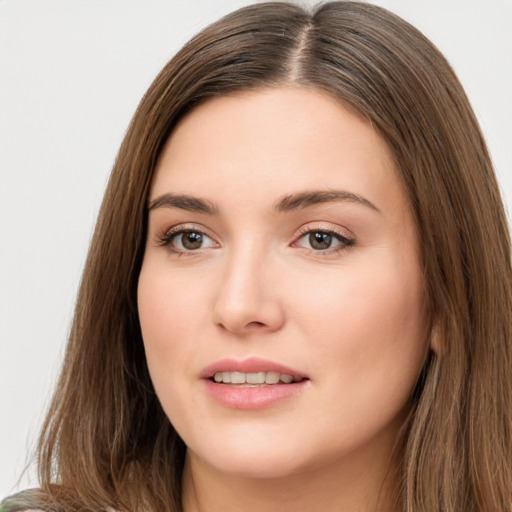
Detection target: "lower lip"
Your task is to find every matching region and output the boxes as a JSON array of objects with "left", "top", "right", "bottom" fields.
[{"left": 203, "top": 379, "right": 308, "bottom": 409}]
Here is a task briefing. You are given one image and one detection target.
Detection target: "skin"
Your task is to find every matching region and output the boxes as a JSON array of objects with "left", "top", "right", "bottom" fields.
[{"left": 138, "top": 87, "right": 429, "bottom": 512}]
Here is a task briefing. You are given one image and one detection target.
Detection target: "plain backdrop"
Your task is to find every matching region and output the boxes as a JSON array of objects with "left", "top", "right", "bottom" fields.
[{"left": 1, "top": 0, "right": 511, "bottom": 497}]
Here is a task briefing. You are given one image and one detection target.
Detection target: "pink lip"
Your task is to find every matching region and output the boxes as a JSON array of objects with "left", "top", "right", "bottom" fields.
[{"left": 200, "top": 357, "right": 310, "bottom": 410}]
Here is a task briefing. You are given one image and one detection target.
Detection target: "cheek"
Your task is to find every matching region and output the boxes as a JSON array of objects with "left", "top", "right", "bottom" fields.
[
  {"left": 138, "top": 257, "right": 207, "bottom": 343},
  {"left": 291, "top": 254, "right": 424, "bottom": 340},
  {"left": 137, "top": 260, "right": 204, "bottom": 394},
  {"left": 289, "top": 253, "right": 426, "bottom": 418},
  {"left": 137, "top": 264, "right": 216, "bottom": 442}
]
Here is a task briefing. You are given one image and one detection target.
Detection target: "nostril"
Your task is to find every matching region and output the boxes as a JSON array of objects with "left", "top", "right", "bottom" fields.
[{"left": 247, "top": 321, "right": 265, "bottom": 328}]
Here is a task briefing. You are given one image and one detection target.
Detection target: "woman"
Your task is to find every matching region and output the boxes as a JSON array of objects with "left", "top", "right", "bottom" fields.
[{"left": 2, "top": 1, "right": 511, "bottom": 511}]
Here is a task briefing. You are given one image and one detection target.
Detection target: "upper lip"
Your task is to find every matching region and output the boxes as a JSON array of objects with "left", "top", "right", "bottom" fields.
[{"left": 200, "top": 357, "right": 308, "bottom": 379}]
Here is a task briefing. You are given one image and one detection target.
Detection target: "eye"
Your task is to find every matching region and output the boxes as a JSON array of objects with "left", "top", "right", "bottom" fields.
[
  {"left": 161, "top": 229, "right": 217, "bottom": 252},
  {"left": 293, "top": 229, "right": 354, "bottom": 252}
]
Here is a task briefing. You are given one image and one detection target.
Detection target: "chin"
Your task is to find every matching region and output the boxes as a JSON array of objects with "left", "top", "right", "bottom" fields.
[
  {"left": 200, "top": 452, "right": 309, "bottom": 480},
  {"left": 185, "top": 428, "right": 330, "bottom": 480}
]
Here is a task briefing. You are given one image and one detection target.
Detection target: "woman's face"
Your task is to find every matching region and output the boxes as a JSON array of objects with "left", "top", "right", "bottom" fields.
[{"left": 138, "top": 87, "right": 427, "bottom": 478}]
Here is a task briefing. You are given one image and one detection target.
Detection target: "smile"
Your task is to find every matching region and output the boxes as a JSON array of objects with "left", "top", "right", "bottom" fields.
[
  {"left": 212, "top": 371, "right": 305, "bottom": 385},
  {"left": 201, "top": 358, "right": 310, "bottom": 409}
]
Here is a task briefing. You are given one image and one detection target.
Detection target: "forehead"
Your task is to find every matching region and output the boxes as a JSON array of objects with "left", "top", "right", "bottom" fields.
[{"left": 150, "top": 87, "right": 406, "bottom": 217}]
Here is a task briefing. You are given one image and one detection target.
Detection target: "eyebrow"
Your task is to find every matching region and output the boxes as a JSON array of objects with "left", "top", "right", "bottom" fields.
[
  {"left": 147, "top": 189, "right": 380, "bottom": 215},
  {"left": 274, "top": 190, "right": 380, "bottom": 213},
  {"left": 148, "top": 193, "right": 219, "bottom": 215}
]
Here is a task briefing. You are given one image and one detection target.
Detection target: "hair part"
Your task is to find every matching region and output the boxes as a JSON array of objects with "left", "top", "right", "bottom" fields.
[{"left": 31, "top": 2, "right": 512, "bottom": 511}]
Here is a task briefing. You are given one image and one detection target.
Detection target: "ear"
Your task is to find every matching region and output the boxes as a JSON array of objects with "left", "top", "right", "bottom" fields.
[{"left": 429, "top": 320, "right": 443, "bottom": 355}]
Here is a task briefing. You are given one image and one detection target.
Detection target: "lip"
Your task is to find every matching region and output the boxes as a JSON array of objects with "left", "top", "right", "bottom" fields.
[
  {"left": 200, "top": 357, "right": 310, "bottom": 410},
  {"left": 200, "top": 357, "right": 308, "bottom": 379}
]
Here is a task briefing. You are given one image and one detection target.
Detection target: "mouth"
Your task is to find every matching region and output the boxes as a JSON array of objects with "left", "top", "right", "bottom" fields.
[
  {"left": 201, "top": 357, "right": 310, "bottom": 409},
  {"left": 201, "top": 357, "right": 309, "bottom": 384},
  {"left": 211, "top": 371, "right": 306, "bottom": 386}
]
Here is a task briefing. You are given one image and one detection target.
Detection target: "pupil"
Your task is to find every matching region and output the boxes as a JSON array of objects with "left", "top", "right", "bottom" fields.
[
  {"left": 182, "top": 232, "right": 203, "bottom": 250},
  {"left": 309, "top": 232, "right": 332, "bottom": 250}
]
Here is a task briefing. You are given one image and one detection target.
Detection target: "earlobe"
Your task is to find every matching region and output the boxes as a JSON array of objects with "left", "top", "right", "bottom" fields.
[{"left": 429, "top": 321, "right": 443, "bottom": 355}]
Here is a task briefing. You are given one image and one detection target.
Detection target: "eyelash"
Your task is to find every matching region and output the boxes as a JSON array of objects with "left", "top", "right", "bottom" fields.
[{"left": 155, "top": 225, "right": 355, "bottom": 256}]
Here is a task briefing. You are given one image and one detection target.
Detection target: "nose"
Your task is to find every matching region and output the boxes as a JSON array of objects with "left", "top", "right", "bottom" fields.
[{"left": 212, "top": 247, "right": 285, "bottom": 335}]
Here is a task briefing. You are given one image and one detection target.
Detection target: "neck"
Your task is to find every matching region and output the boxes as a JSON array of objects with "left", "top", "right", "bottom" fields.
[{"left": 181, "top": 439, "right": 402, "bottom": 512}]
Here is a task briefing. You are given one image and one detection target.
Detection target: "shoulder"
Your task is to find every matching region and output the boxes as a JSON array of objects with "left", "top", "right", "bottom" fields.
[
  {"left": 0, "top": 489, "right": 46, "bottom": 512},
  {"left": 1, "top": 490, "right": 119, "bottom": 512}
]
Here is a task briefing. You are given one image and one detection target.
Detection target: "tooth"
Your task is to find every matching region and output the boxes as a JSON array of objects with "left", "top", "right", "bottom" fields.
[
  {"left": 231, "top": 372, "right": 246, "bottom": 384},
  {"left": 246, "top": 372, "right": 265, "bottom": 384},
  {"left": 265, "top": 371, "right": 280, "bottom": 384},
  {"left": 214, "top": 371, "right": 300, "bottom": 385}
]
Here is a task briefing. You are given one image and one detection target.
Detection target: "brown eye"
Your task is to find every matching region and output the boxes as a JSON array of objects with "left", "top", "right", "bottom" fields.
[
  {"left": 169, "top": 230, "right": 216, "bottom": 251},
  {"left": 309, "top": 232, "right": 332, "bottom": 250},
  {"left": 181, "top": 232, "right": 203, "bottom": 250},
  {"left": 293, "top": 229, "right": 354, "bottom": 252}
]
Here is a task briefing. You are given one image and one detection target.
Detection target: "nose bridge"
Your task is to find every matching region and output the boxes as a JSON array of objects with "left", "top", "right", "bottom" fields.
[{"left": 213, "top": 240, "right": 283, "bottom": 334}]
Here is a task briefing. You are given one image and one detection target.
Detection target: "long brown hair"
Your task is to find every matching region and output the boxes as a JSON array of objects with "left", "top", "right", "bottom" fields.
[{"left": 31, "top": 2, "right": 512, "bottom": 511}]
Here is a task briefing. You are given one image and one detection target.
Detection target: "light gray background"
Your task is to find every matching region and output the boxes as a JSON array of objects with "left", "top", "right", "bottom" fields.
[{"left": 1, "top": 0, "right": 511, "bottom": 497}]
